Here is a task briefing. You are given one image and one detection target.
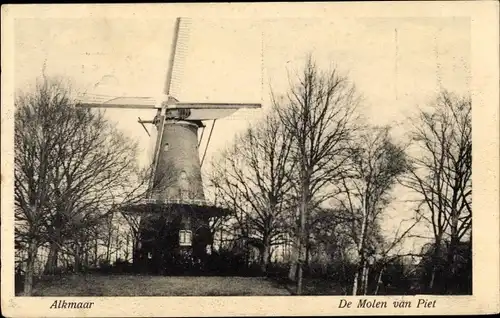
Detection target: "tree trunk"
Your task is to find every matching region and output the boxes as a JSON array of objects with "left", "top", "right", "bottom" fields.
[
  {"left": 362, "top": 262, "right": 369, "bottom": 295},
  {"left": 132, "top": 240, "right": 139, "bottom": 269},
  {"left": 84, "top": 247, "right": 89, "bottom": 269},
  {"left": 43, "top": 241, "right": 59, "bottom": 274},
  {"left": 296, "top": 239, "right": 307, "bottom": 294},
  {"left": 94, "top": 238, "right": 98, "bottom": 266},
  {"left": 244, "top": 239, "right": 250, "bottom": 267},
  {"left": 288, "top": 234, "right": 300, "bottom": 281},
  {"left": 428, "top": 242, "right": 441, "bottom": 292},
  {"left": 428, "top": 266, "right": 436, "bottom": 291},
  {"left": 282, "top": 240, "right": 286, "bottom": 262},
  {"left": 446, "top": 236, "right": 459, "bottom": 292},
  {"left": 353, "top": 205, "right": 368, "bottom": 296},
  {"left": 297, "top": 244, "right": 304, "bottom": 295},
  {"left": 124, "top": 233, "right": 130, "bottom": 261},
  {"left": 352, "top": 268, "right": 360, "bottom": 296},
  {"left": 449, "top": 206, "right": 460, "bottom": 280},
  {"left": 374, "top": 267, "right": 384, "bottom": 295},
  {"left": 74, "top": 244, "right": 81, "bottom": 273},
  {"left": 260, "top": 241, "right": 270, "bottom": 273},
  {"left": 297, "top": 182, "right": 308, "bottom": 295},
  {"left": 305, "top": 243, "right": 311, "bottom": 268},
  {"left": 219, "top": 226, "right": 223, "bottom": 250},
  {"left": 288, "top": 251, "right": 297, "bottom": 281},
  {"left": 106, "top": 230, "right": 112, "bottom": 262},
  {"left": 23, "top": 239, "right": 38, "bottom": 296}
]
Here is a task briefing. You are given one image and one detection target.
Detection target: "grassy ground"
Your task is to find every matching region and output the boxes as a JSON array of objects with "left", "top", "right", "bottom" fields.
[
  {"left": 28, "top": 274, "right": 292, "bottom": 296},
  {"left": 273, "top": 277, "right": 347, "bottom": 295}
]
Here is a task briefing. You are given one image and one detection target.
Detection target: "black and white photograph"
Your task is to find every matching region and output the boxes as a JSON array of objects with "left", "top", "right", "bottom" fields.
[{"left": 1, "top": 2, "right": 498, "bottom": 317}]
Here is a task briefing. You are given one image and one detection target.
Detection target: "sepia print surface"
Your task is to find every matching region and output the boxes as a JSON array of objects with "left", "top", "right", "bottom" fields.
[{"left": 1, "top": 2, "right": 499, "bottom": 317}]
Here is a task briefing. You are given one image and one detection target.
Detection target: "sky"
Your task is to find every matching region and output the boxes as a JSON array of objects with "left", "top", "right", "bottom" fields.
[{"left": 13, "top": 16, "right": 471, "bottom": 253}]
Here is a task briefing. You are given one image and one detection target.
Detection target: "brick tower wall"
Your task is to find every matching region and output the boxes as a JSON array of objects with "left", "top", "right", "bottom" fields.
[{"left": 152, "top": 120, "right": 205, "bottom": 202}]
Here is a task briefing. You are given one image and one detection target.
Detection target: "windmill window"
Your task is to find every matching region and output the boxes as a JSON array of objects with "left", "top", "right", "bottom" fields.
[
  {"left": 178, "top": 171, "right": 189, "bottom": 199},
  {"left": 164, "top": 143, "right": 170, "bottom": 151},
  {"left": 179, "top": 230, "right": 192, "bottom": 247}
]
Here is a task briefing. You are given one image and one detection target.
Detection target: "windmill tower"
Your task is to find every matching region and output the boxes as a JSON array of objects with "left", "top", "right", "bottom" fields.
[{"left": 77, "top": 18, "right": 261, "bottom": 273}]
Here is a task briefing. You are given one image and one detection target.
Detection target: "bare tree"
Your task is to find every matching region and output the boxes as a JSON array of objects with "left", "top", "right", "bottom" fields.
[
  {"left": 335, "top": 126, "right": 409, "bottom": 295},
  {"left": 210, "top": 111, "right": 295, "bottom": 272},
  {"left": 305, "top": 207, "right": 355, "bottom": 277},
  {"left": 42, "top": 108, "right": 144, "bottom": 273},
  {"left": 371, "top": 215, "right": 423, "bottom": 295},
  {"left": 15, "top": 77, "right": 73, "bottom": 294},
  {"left": 403, "top": 91, "right": 472, "bottom": 292},
  {"left": 274, "top": 55, "right": 360, "bottom": 294},
  {"left": 14, "top": 76, "right": 145, "bottom": 294}
]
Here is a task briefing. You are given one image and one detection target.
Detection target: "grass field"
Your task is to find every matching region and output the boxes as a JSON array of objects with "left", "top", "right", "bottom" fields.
[{"left": 29, "top": 274, "right": 292, "bottom": 296}]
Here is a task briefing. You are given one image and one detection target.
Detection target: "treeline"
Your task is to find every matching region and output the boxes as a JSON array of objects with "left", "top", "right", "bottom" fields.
[{"left": 207, "top": 56, "right": 472, "bottom": 295}]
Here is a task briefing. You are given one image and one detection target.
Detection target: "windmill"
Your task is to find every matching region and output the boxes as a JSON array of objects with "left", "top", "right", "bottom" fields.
[{"left": 77, "top": 17, "right": 261, "bottom": 272}]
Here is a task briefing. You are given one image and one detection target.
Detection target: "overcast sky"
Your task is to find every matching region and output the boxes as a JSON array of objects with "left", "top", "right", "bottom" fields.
[{"left": 14, "top": 16, "right": 471, "bottom": 252}]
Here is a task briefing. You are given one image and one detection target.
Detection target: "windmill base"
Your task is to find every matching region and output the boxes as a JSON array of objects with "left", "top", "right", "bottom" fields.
[
  {"left": 132, "top": 214, "right": 212, "bottom": 274},
  {"left": 120, "top": 201, "right": 230, "bottom": 274}
]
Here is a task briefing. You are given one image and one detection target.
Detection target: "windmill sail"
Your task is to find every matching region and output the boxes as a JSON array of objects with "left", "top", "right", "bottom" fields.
[
  {"left": 170, "top": 102, "right": 261, "bottom": 121},
  {"left": 77, "top": 95, "right": 159, "bottom": 109},
  {"left": 174, "top": 102, "right": 261, "bottom": 109},
  {"left": 164, "top": 17, "right": 192, "bottom": 97},
  {"left": 163, "top": 18, "right": 181, "bottom": 95}
]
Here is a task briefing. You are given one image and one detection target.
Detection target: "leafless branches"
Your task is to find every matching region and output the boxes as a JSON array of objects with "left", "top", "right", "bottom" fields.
[
  {"left": 402, "top": 91, "right": 472, "bottom": 290},
  {"left": 14, "top": 76, "right": 145, "bottom": 293},
  {"left": 209, "top": 110, "right": 294, "bottom": 271},
  {"left": 271, "top": 55, "right": 361, "bottom": 293},
  {"left": 334, "top": 126, "right": 409, "bottom": 295}
]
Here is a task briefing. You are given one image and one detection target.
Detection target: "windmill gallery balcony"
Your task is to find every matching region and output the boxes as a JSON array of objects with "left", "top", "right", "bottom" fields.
[{"left": 119, "top": 198, "right": 231, "bottom": 219}]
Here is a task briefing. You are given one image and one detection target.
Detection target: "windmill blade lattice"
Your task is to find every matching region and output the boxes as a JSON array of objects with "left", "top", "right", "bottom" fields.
[
  {"left": 164, "top": 17, "right": 192, "bottom": 98},
  {"left": 222, "top": 107, "right": 263, "bottom": 121},
  {"left": 77, "top": 95, "right": 159, "bottom": 109}
]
